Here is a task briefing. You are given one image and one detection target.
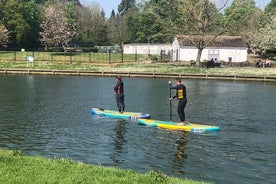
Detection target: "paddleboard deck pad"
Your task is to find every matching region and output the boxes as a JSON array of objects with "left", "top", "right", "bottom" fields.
[
  {"left": 91, "top": 108, "right": 150, "bottom": 120},
  {"left": 137, "top": 119, "right": 220, "bottom": 132}
]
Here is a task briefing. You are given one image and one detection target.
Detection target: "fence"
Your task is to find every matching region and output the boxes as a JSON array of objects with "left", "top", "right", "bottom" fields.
[
  {"left": 0, "top": 50, "right": 169, "bottom": 64},
  {"left": 2, "top": 50, "right": 273, "bottom": 67}
]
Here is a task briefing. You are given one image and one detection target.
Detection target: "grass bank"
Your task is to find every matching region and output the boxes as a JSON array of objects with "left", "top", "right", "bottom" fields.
[
  {"left": 0, "top": 61, "right": 276, "bottom": 77},
  {"left": 0, "top": 149, "right": 208, "bottom": 184}
]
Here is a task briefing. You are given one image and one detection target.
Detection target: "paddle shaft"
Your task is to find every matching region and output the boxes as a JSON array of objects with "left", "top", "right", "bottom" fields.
[{"left": 169, "top": 84, "right": 172, "bottom": 121}]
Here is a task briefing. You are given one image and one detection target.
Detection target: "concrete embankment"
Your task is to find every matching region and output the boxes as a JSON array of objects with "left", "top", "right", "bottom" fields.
[{"left": 1, "top": 68, "right": 275, "bottom": 82}]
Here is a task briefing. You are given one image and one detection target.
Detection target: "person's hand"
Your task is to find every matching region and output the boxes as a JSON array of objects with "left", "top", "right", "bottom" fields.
[{"left": 169, "top": 97, "right": 173, "bottom": 101}]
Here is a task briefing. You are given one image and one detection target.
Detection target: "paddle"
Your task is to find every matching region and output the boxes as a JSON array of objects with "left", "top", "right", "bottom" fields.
[{"left": 169, "top": 82, "right": 172, "bottom": 121}]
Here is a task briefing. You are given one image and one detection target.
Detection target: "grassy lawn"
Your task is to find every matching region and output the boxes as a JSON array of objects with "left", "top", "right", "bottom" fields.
[
  {"left": 0, "top": 51, "right": 146, "bottom": 63},
  {"left": 0, "top": 60, "right": 275, "bottom": 77},
  {"left": 0, "top": 51, "right": 275, "bottom": 77},
  {"left": 0, "top": 149, "right": 209, "bottom": 184}
]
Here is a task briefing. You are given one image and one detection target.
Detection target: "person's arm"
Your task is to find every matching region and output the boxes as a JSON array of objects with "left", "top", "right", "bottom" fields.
[
  {"left": 168, "top": 82, "right": 177, "bottom": 99},
  {"left": 114, "top": 82, "right": 119, "bottom": 92},
  {"left": 169, "top": 82, "right": 180, "bottom": 90}
]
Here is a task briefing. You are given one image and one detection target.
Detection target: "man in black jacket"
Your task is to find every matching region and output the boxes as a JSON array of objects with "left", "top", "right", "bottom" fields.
[
  {"left": 169, "top": 78, "right": 187, "bottom": 125},
  {"left": 114, "top": 76, "right": 125, "bottom": 113}
]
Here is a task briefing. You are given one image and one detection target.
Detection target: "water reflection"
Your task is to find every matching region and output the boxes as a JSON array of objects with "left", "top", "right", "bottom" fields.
[
  {"left": 174, "top": 132, "right": 188, "bottom": 163},
  {"left": 113, "top": 119, "right": 127, "bottom": 152},
  {"left": 111, "top": 119, "right": 127, "bottom": 164}
]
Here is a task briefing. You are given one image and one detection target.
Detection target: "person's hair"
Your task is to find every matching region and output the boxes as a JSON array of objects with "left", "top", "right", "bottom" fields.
[
  {"left": 116, "top": 76, "right": 122, "bottom": 81},
  {"left": 175, "top": 78, "right": 181, "bottom": 83}
]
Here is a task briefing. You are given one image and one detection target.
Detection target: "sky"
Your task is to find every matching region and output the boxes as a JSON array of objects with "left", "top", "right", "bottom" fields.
[
  {"left": 80, "top": 0, "right": 271, "bottom": 18},
  {"left": 80, "top": 0, "right": 122, "bottom": 17}
]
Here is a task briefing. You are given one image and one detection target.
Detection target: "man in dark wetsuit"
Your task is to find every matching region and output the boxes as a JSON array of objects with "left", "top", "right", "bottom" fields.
[
  {"left": 114, "top": 76, "right": 125, "bottom": 113},
  {"left": 169, "top": 78, "right": 187, "bottom": 125}
]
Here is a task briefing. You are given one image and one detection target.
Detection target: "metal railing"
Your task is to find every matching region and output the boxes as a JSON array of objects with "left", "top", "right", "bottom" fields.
[{"left": 0, "top": 50, "right": 170, "bottom": 64}]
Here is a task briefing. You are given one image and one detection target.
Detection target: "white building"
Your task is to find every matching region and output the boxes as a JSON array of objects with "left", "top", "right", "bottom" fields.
[
  {"left": 123, "top": 43, "right": 171, "bottom": 55},
  {"left": 122, "top": 35, "right": 247, "bottom": 63},
  {"left": 172, "top": 35, "right": 247, "bottom": 62}
]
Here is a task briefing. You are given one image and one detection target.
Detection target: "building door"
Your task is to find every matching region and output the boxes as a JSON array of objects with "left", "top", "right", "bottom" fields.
[{"left": 172, "top": 48, "right": 179, "bottom": 61}]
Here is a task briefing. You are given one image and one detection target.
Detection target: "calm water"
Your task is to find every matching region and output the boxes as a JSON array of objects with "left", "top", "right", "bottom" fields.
[{"left": 0, "top": 75, "right": 275, "bottom": 183}]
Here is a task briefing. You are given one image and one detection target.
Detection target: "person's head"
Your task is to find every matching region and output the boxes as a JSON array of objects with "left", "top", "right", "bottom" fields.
[
  {"left": 175, "top": 78, "right": 181, "bottom": 85},
  {"left": 116, "top": 76, "right": 122, "bottom": 81}
]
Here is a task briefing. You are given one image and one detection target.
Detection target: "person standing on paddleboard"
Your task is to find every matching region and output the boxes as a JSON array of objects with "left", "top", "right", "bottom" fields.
[
  {"left": 169, "top": 78, "right": 187, "bottom": 125},
  {"left": 114, "top": 76, "right": 125, "bottom": 113}
]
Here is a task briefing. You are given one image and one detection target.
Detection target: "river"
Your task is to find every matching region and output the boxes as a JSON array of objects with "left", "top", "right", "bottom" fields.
[{"left": 0, "top": 74, "right": 275, "bottom": 183}]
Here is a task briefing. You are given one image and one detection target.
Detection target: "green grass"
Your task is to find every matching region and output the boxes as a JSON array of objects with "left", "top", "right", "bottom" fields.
[
  {"left": 0, "top": 51, "right": 146, "bottom": 63},
  {"left": 0, "top": 149, "right": 209, "bottom": 184},
  {"left": 0, "top": 50, "right": 276, "bottom": 77},
  {"left": 0, "top": 61, "right": 276, "bottom": 77}
]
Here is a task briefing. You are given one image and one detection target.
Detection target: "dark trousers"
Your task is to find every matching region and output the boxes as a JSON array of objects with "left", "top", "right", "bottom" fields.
[
  {"left": 177, "top": 99, "right": 187, "bottom": 122},
  {"left": 115, "top": 93, "right": 125, "bottom": 112}
]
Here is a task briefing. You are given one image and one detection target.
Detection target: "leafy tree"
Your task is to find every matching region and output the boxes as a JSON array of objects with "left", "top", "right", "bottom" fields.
[
  {"left": 251, "top": 11, "right": 276, "bottom": 51},
  {"left": 47, "top": 0, "right": 81, "bottom": 5},
  {"left": 107, "top": 11, "right": 117, "bottom": 44},
  {"left": 24, "top": 0, "right": 43, "bottom": 48},
  {"left": 64, "top": 2, "right": 78, "bottom": 37},
  {"left": 39, "top": 4, "right": 76, "bottom": 50},
  {"left": 136, "top": 9, "right": 162, "bottom": 43},
  {"left": 0, "top": 0, "right": 30, "bottom": 47},
  {"left": 107, "top": 1, "right": 138, "bottom": 45},
  {"left": 77, "top": 3, "right": 109, "bottom": 46},
  {"left": 224, "top": 0, "right": 262, "bottom": 49},
  {"left": 24, "top": 0, "right": 47, "bottom": 4},
  {"left": 259, "top": 0, "right": 276, "bottom": 28},
  {"left": 0, "top": 23, "right": 9, "bottom": 46},
  {"left": 0, "top": 0, "right": 42, "bottom": 48},
  {"left": 125, "top": 9, "right": 140, "bottom": 43},
  {"left": 118, "top": 0, "right": 136, "bottom": 15},
  {"left": 135, "top": 0, "right": 179, "bottom": 43},
  {"left": 106, "top": 0, "right": 139, "bottom": 45},
  {"left": 249, "top": 0, "right": 276, "bottom": 52},
  {"left": 264, "top": 0, "right": 276, "bottom": 13},
  {"left": 177, "top": 0, "right": 225, "bottom": 66},
  {"left": 224, "top": 0, "right": 259, "bottom": 36}
]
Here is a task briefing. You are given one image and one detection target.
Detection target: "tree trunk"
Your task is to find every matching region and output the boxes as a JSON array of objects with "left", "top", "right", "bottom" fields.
[{"left": 196, "top": 48, "right": 203, "bottom": 67}]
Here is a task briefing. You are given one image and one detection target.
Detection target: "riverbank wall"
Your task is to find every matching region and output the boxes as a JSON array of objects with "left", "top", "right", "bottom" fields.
[{"left": 1, "top": 68, "right": 275, "bottom": 82}]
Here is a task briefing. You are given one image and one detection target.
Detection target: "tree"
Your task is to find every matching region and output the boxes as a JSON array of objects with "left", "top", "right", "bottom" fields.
[
  {"left": 23, "top": 0, "right": 43, "bottom": 48},
  {"left": 0, "top": 0, "right": 30, "bottom": 47},
  {"left": 107, "top": 0, "right": 138, "bottom": 45},
  {"left": 77, "top": 3, "right": 109, "bottom": 46},
  {"left": 223, "top": 0, "right": 263, "bottom": 52},
  {"left": 249, "top": 0, "right": 276, "bottom": 52},
  {"left": 134, "top": 0, "right": 179, "bottom": 43},
  {"left": 0, "top": 23, "right": 9, "bottom": 46},
  {"left": 107, "top": 11, "right": 121, "bottom": 45},
  {"left": 47, "top": 0, "right": 81, "bottom": 5},
  {"left": 259, "top": 0, "right": 276, "bottom": 28},
  {"left": 176, "top": 0, "right": 249, "bottom": 66},
  {"left": 0, "top": 0, "right": 43, "bottom": 48},
  {"left": 118, "top": 0, "right": 136, "bottom": 15},
  {"left": 224, "top": 0, "right": 260, "bottom": 38},
  {"left": 107, "top": 2, "right": 138, "bottom": 45},
  {"left": 264, "top": 0, "right": 276, "bottom": 13},
  {"left": 252, "top": 13, "right": 276, "bottom": 51},
  {"left": 39, "top": 4, "right": 76, "bottom": 50},
  {"left": 177, "top": 0, "right": 225, "bottom": 66},
  {"left": 125, "top": 9, "right": 140, "bottom": 43}
]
